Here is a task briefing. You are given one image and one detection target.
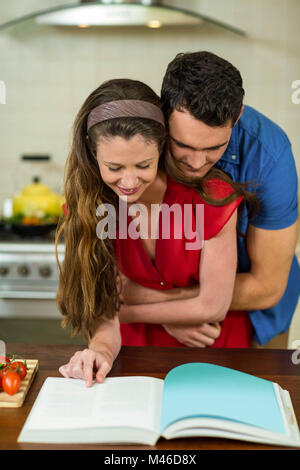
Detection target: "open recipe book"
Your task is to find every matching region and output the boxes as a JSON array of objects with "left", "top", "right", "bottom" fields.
[{"left": 18, "top": 362, "right": 300, "bottom": 447}]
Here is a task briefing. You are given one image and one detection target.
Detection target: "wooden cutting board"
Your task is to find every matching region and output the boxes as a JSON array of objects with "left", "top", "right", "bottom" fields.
[{"left": 0, "top": 359, "right": 38, "bottom": 408}]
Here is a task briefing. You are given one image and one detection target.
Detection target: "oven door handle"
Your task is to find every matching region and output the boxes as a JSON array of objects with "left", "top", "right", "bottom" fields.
[{"left": 0, "top": 291, "right": 57, "bottom": 300}]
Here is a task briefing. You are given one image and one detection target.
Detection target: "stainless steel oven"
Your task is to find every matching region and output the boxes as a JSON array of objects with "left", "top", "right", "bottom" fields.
[
  {"left": 0, "top": 232, "right": 64, "bottom": 319},
  {"left": 0, "top": 227, "right": 87, "bottom": 344}
]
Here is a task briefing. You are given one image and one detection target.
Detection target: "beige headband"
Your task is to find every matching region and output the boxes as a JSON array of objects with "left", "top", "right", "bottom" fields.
[{"left": 87, "top": 99, "right": 165, "bottom": 131}]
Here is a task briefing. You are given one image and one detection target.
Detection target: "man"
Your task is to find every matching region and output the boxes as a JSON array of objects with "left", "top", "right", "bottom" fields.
[{"left": 166, "top": 51, "right": 300, "bottom": 345}]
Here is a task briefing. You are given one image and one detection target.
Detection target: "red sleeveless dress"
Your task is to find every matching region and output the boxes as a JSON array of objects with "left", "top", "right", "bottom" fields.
[{"left": 114, "top": 176, "right": 253, "bottom": 348}]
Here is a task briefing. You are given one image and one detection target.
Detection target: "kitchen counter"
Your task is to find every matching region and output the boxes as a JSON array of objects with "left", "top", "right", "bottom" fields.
[{"left": 1, "top": 343, "right": 300, "bottom": 450}]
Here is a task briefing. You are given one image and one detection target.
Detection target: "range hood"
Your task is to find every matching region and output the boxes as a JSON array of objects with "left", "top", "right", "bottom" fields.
[{"left": 0, "top": 0, "right": 245, "bottom": 35}]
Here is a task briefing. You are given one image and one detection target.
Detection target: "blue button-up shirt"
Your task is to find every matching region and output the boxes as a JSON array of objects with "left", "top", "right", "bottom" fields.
[{"left": 216, "top": 105, "right": 300, "bottom": 345}]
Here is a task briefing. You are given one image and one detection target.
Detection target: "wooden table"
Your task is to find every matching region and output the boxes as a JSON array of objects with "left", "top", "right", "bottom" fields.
[{"left": 1, "top": 343, "right": 300, "bottom": 450}]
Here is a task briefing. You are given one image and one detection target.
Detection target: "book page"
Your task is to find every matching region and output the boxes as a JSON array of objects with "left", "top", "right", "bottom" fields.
[
  {"left": 92, "top": 376, "right": 163, "bottom": 432},
  {"left": 160, "top": 363, "right": 286, "bottom": 435},
  {"left": 23, "top": 376, "right": 163, "bottom": 434}
]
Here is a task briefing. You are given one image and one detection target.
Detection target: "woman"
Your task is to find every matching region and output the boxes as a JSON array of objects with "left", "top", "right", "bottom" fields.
[{"left": 57, "top": 78, "right": 257, "bottom": 387}]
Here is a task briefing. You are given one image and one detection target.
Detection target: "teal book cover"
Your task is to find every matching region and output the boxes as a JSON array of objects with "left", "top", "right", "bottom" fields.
[{"left": 160, "top": 363, "right": 285, "bottom": 435}]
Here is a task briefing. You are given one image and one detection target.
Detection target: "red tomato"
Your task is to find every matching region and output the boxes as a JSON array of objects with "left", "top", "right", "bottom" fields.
[
  {"left": 0, "top": 355, "right": 10, "bottom": 366},
  {"left": 9, "top": 361, "right": 27, "bottom": 380},
  {"left": 0, "top": 355, "right": 11, "bottom": 388},
  {"left": 0, "top": 367, "right": 9, "bottom": 389},
  {"left": 2, "top": 371, "right": 21, "bottom": 395}
]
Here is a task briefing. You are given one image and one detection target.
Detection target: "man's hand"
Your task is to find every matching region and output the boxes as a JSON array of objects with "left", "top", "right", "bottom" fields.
[
  {"left": 163, "top": 322, "right": 222, "bottom": 347},
  {"left": 118, "top": 274, "right": 155, "bottom": 305}
]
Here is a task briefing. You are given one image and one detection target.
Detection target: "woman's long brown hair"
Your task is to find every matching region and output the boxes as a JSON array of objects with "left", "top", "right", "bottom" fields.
[
  {"left": 55, "top": 79, "right": 167, "bottom": 341},
  {"left": 56, "top": 78, "right": 258, "bottom": 342}
]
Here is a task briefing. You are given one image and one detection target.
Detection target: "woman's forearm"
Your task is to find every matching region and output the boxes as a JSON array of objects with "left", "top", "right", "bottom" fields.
[
  {"left": 119, "top": 295, "right": 227, "bottom": 325},
  {"left": 89, "top": 316, "right": 121, "bottom": 364}
]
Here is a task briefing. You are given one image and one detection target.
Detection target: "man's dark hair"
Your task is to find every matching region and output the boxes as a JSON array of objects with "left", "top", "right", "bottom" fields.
[{"left": 161, "top": 51, "right": 245, "bottom": 127}]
